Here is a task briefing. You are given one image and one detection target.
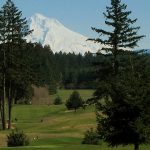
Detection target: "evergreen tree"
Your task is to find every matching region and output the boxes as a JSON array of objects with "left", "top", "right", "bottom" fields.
[
  {"left": 0, "top": 0, "right": 32, "bottom": 129},
  {"left": 88, "top": 0, "right": 148, "bottom": 150},
  {"left": 54, "top": 96, "right": 62, "bottom": 105},
  {"left": 89, "top": 0, "right": 144, "bottom": 74},
  {"left": 66, "top": 91, "right": 83, "bottom": 112},
  {"left": 96, "top": 54, "right": 150, "bottom": 150}
]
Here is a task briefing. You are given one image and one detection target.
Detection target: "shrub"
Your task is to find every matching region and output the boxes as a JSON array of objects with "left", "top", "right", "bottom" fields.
[
  {"left": 82, "top": 128, "right": 99, "bottom": 145},
  {"left": 7, "top": 129, "right": 29, "bottom": 147},
  {"left": 65, "top": 91, "right": 83, "bottom": 112},
  {"left": 54, "top": 96, "right": 63, "bottom": 105}
]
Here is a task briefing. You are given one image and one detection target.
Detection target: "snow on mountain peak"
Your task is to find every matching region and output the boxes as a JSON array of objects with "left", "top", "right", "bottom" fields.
[
  {"left": 31, "top": 13, "right": 62, "bottom": 26},
  {"left": 26, "top": 13, "right": 101, "bottom": 54},
  {"left": 33, "top": 13, "right": 46, "bottom": 20}
]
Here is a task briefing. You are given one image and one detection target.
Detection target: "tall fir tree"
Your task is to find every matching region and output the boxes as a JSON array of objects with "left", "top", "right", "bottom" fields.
[
  {"left": 89, "top": 0, "right": 144, "bottom": 74},
  {"left": 95, "top": 53, "right": 150, "bottom": 150},
  {"left": 88, "top": 0, "right": 148, "bottom": 150},
  {"left": 0, "top": 0, "right": 32, "bottom": 129}
]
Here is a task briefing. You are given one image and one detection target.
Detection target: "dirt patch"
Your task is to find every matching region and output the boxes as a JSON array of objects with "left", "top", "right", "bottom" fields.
[
  {"left": 0, "top": 134, "right": 7, "bottom": 147},
  {"left": 32, "top": 85, "right": 51, "bottom": 105}
]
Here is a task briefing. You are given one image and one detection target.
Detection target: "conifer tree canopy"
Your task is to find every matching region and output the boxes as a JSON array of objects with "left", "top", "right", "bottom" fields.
[
  {"left": 0, "top": 0, "right": 32, "bottom": 130},
  {"left": 89, "top": 0, "right": 144, "bottom": 54},
  {"left": 88, "top": 1, "right": 149, "bottom": 150}
]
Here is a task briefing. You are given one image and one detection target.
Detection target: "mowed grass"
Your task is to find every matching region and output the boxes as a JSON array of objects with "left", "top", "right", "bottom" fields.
[
  {"left": 0, "top": 90, "right": 150, "bottom": 150},
  {"left": 50, "top": 89, "right": 94, "bottom": 103}
]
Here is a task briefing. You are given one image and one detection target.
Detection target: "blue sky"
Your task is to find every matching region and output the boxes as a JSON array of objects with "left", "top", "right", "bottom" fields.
[{"left": 0, "top": 0, "right": 149, "bottom": 49}]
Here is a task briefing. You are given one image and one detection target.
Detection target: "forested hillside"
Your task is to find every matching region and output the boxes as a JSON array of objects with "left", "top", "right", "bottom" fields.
[
  {"left": 26, "top": 43, "right": 101, "bottom": 92},
  {"left": 25, "top": 42, "right": 150, "bottom": 93}
]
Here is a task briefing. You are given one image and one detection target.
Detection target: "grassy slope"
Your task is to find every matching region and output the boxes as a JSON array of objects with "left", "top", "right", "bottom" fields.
[
  {"left": 50, "top": 89, "right": 94, "bottom": 103},
  {"left": 0, "top": 90, "right": 149, "bottom": 150}
]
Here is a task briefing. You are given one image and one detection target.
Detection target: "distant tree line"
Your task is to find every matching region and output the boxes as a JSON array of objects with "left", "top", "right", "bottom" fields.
[{"left": 26, "top": 43, "right": 102, "bottom": 92}]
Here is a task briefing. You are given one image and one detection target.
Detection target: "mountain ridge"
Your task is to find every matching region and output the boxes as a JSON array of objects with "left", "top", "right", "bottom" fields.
[{"left": 26, "top": 13, "right": 101, "bottom": 54}]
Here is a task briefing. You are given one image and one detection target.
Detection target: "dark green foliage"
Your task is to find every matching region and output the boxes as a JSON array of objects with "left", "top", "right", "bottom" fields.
[
  {"left": 90, "top": 0, "right": 144, "bottom": 50},
  {"left": 55, "top": 51, "right": 97, "bottom": 89},
  {"left": 54, "top": 96, "right": 63, "bottom": 105},
  {"left": 89, "top": 0, "right": 147, "bottom": 149},
  {"left": 15, "top": 85, "right": 34, "bottom": 105},
  {"left": 65, "top": 91, "right": 83, "bottom": 112},
  {"left": 0, "top": 0, "right": 32, "bottom": 129},
  {"left": 82, "top": 128, "right": 100, "bottom": 145},
  {"left": 7, "top": 129, "right": 29, "bottom": 147},
  {"left": 89, "top": 0, "right": 144, "bottom": 74},
  {"left": 24, "top": 42, "right": 58, "bottom": 95},
  {"left": 24, "top": 43, "right": 99, "bottom": 90},
  {"left": 94, "top": 53, "right": 150, "bottom": 150}
]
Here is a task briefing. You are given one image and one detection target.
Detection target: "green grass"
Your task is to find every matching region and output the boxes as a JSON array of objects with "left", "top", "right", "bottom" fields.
[
  {"left": 10, "top": 104, "right": 96, "bottom": 134},
  {"left": 0, "top": 140, "right": 149, "bottom": 150},
  {"left": 50, "top": 89, "right": 94, "bottom": 103},
  {"left": 0, "top": 90, "right": 150, "bottom": 150}
]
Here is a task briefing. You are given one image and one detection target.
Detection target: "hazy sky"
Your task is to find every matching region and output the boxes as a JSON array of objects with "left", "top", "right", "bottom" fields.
[{"left": 0, "top": 0, "right": 149, "bottom": 49}]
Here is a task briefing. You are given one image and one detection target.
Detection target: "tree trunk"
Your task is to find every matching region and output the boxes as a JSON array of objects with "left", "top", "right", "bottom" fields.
[
  {"left": 8, "top": 102, "right": 12, "bottom": 129},
  {"left": 8, "top": 81, "right": 12, "bottom": 129},
  {"left": 2, "top": 73, "right": 6, "bottom": 130},
  {"left": 134, "top": 143, "right": 139, "bottom": 150},
  {"left": 113, "top": 51, "right": 118, "bottom": 75},
  {"left": 74, "top": 108, "right": 77, "bottom": 112},
  {"left": 1, "top": 43, "right": 6, "bottom": 130},
  {"left": 0, "top": 105, "right": 2, "bottom": 120},
  {"left": 0, "top": 104, "right": 3, "bottom": 128}
]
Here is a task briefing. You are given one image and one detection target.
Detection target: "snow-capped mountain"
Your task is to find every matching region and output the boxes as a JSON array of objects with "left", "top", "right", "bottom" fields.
[{"left": 26, "top": 13, "right": 101, "bottom": 54}]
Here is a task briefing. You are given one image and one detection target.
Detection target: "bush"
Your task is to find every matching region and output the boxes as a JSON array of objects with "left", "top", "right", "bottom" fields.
[
  {"left": 7, "top": 129, "right": 29, "bottom": 147},
  {"left": 54, "top": 96, "right": 63, "bottom": 105},
  {"left": 65, "top": 91, "right": 83, "bottom": 112},
  {"left": 17, "top": 99, "right": 32, "bottom": 105},
  {"left": 82, "top": 128, "right": 99, "bottom": 145}
]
